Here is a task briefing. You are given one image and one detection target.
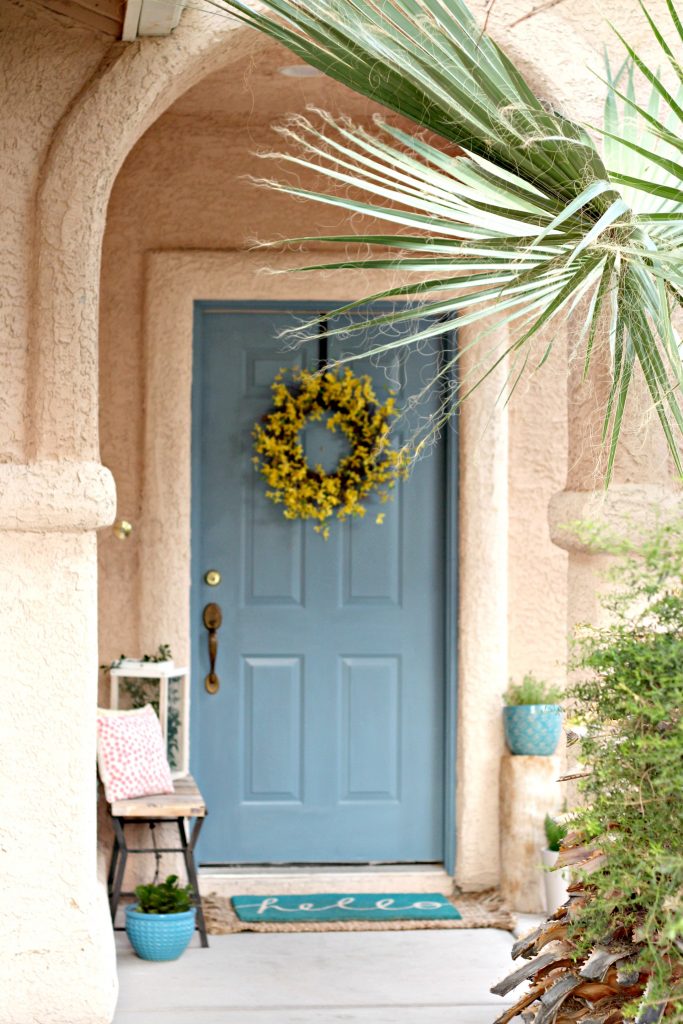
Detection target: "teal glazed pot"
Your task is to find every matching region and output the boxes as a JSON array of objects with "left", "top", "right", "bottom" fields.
[
  {"left": 503, "top": 704, "right": 563, "bottom": 755},
  {"left": 125, "top": 905, "right": 196, "bottom": 961}
]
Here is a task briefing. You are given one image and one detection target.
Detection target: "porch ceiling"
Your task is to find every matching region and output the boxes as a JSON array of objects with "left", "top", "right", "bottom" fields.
[
  {"left": 167, "top": 40, "right": 400, "bottom": 128},
  {"left": 31, "top": 0, "right": 125, "bottom": 36}
]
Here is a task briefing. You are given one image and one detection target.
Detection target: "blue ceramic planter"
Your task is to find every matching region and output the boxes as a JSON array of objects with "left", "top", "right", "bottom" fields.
[
  {"left": 125, "top": 905, "right": 196, "bottom": 961},
  {"left": 503, "top": 704, "right": 563, "bottom": 755}
]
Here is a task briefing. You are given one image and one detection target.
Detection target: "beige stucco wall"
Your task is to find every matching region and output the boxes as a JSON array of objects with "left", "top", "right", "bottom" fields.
[
  {"left": 1, "top": 1, "right": 110, "bottom": 464},
  {"left": 0, "top": 529, "right": 118, "bottom": 1022},
  {"left": 0, "top": 5, "right": 118, "bottom": 1021}
]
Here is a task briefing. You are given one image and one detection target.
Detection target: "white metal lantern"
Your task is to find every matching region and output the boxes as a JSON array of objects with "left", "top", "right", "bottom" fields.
[{"left": 109, "top": 660, "right": 189, "bottom": 778}]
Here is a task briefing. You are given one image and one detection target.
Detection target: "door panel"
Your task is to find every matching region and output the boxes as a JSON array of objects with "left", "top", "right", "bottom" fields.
[
  {"left": 340, "top": 656, "right": 400, "bottom": 801},
  {"left": 243, "top": 656, "right": 303, "bottom": 802},
  {"left": 191, "top": 302, "right": 449, "bottom": 864}
]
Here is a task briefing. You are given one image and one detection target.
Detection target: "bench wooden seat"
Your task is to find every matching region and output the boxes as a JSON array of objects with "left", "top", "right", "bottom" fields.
[
  {"left": 110, "top": 774, "right": 207, "bottom": 819},
  {"left": 107, "top": 774, "right": 209, "bottom": 947}
]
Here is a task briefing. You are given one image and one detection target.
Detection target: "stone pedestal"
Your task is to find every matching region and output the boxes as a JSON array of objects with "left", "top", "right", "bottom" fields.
[{"left": 499, "top": 754, "right": 561, "bottom": 913}]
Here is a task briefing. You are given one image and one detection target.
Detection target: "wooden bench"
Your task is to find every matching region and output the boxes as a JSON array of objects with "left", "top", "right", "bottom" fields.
[{"left": 107, "top": 774, "right": 209, "bottom": 947}]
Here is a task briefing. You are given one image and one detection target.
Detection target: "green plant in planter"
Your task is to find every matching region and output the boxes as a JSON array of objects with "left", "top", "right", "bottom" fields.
[
  {"left": 126, "top": 875, "right": 196, "bottom": 961},
  {"left": 544, "top": 814, "right": 568, "bottom": 854},
  {"left": 135, "top": 874, "right": 193, "bottom": 915},
  {"left": 541, "top": 814, "right": 570, "bottom": 915},
  {"left": 503, "top": 673, "right": 564, "bottom": 756},
  {"left": 504, "top": 673, "right": 563, "bottom": 707}
]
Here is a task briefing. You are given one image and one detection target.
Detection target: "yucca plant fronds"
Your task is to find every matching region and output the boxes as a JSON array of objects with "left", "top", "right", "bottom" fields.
[
  {"left": 207, "top": 0, "right": 683, "bottom": 476},
  {"left": 492, "top": 847, "right": 677, "bottom": 1024}
]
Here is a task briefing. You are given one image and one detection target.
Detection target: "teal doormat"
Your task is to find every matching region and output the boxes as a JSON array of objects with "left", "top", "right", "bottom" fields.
[
  {"left": 231, "top": 893, "right": 462, "bottom": 924},
  {"left": 204, "top": 890, "right": 515, "bottom": 932}
]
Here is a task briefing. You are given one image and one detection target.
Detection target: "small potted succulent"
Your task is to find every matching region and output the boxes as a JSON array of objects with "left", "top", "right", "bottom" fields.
[
  {"left": 541, "top": 814, "right": 569, "bottom": 912},
  {"left": 503, "top": 672, "right": 563, "bottom": 755},
  {"left": 125, "top": 874, "right": 195, "bottom": 961}
]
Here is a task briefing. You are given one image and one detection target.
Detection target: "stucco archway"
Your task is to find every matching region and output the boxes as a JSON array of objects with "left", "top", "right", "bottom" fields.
[
  {"left": 92, "top": 0, "right": 620, "bottom": 897},
  {"left": 93, "top": 0, "right": 602, "bottom": 895},
  {"left": 27, "top": 0, "right": 633, "bottom": 468},
  {"left": 29, "top": 8, "right": 262, "bottom": 463}
]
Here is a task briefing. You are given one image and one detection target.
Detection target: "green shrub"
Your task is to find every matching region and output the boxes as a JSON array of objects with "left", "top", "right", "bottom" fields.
[
  {"left": 134, "top": 875, "right": 193, "bottom": 915},
  {"left": 503, "top": 672, "right": 563, "bottom": 706},
  {"left": 544, "top": 814, "right": 568, "bottom": 853},
  {"left": 568, "top": 519, "right": 683, "bottom": 1018}
]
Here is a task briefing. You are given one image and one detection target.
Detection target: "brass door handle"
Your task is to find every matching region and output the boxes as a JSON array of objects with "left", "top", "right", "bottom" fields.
[{"left": 203, "top": 602, "right": 222, "bottom": 694}]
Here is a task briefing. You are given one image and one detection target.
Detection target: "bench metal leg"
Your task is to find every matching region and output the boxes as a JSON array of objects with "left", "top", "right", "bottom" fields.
[
  {"left": 107, "top": 833, "right": 119, "bottom": 894},
  {"left": 107, "top": 813, "right": 209, "bottom": 946},
  {"left": 109, "top": 817, "right": 128, "bottom": 924},
  {"left": 177, "top": 816, "right": 209, "bottom": 947}
]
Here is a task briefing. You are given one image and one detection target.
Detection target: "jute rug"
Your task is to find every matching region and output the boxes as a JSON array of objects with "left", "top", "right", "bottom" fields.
[{"left": 203, "top": 889, "right": 516, "bottom": 934}]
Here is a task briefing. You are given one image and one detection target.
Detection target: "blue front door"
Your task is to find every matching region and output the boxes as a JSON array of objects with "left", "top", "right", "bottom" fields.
[{"left": 191, "top": 302, "right": 450, "bottom": 864}]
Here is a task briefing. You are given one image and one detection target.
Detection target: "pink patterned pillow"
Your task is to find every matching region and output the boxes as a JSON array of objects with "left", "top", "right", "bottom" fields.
[{"left": 96, "top": 705, "right": 174, "bottom": 803}]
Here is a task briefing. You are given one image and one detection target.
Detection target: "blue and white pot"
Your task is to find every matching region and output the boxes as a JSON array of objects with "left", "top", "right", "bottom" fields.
[
  {"left": 125, "top": 905, "right": 196, "bottom": 961},
  {"left": 503, "top": 704, "right": 563, "bottom": 755}
]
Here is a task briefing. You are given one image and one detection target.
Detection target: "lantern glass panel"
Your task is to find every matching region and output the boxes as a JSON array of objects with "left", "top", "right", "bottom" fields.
[
  {"left": 118, "top": 675, "right": 161, "bottom": 715},
  {"left": 167, "top": 675, "right": 185, "bottom": 773}
]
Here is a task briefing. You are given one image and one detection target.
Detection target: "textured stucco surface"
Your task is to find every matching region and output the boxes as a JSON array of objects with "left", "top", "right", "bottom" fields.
[
  {"left": 0, "top": 1, "right": 109, "bottom": 464},
  {"left": 549, "top": 485, "right": 683, "bottom": 555},
  {"left": 455, "top": 314, "right": 509, "bottom": 889},
  {"left": 31, "top": 12, "right": 265, "bottom": 462},
  {"left": 0, "top": 6, "right": 119, "bottom": 1020},
  {"left": 0, "top": 532, "right": 117, "bottom": 1022},
  {"left": 507, "top": 327, "right": 568, "bottom": 689},
  {"left": 0, "top": 461, "right": 116, "bottom": 530}
]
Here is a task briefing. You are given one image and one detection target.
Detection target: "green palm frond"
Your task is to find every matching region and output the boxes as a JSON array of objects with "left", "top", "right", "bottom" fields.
[
  {"left": 211, "top": 0, "right": 608, "bottom": 197},
  {"left": 210, "top": 0, "right": 683, "bottom": 478}
]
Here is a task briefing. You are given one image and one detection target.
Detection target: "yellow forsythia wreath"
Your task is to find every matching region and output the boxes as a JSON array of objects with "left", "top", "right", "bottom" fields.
[{"left": 253, "top": 367, "right": 408, "bottom": 538}]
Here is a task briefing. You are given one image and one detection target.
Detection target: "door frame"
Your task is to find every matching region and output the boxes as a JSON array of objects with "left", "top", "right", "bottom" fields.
[{"left": 189, "top": 299, "right": 458, "bottom": 872}]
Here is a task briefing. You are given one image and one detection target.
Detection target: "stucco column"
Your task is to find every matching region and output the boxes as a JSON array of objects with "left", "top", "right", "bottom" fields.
[
  {"left": 549, "top": 319, "right": 680, "bottom": 636},
  {"left": 0, "top": 464, "right": 118, "bottom": 1024},
  {"left": 456, "top": 314, "right": 509, "bottom": 890}
]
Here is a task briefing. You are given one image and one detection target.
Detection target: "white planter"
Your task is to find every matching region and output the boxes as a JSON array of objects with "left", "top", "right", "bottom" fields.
[{"left": 541, "top": 847, "right": 569, "bottom": 913}]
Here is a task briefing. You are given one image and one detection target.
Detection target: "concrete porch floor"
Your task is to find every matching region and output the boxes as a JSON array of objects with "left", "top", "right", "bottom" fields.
[{"left": 113, "top": 928, "right": 522, "bottom": 1023}]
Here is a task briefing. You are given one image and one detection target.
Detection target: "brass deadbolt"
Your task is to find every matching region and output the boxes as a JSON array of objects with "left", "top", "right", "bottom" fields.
[{"left": 204, "top": 569, "right": 222, "bottom": 586}]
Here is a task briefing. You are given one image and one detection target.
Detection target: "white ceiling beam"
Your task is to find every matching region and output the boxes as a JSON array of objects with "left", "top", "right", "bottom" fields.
[
  {"left": 121, "top": 0, "right": 142, "bottom": 39},
  {"left": 122, "top": 0, "right": 186, "bottom": 39}
]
